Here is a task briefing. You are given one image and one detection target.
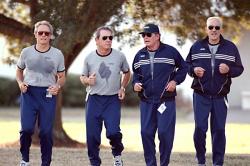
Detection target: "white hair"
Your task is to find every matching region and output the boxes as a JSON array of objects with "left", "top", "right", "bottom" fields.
[
  {"left": 34, "top": 20, "right": 55, "bottom": 39},
  {"left": 206, "top": 17, "right": 223, "bottom": 27}
]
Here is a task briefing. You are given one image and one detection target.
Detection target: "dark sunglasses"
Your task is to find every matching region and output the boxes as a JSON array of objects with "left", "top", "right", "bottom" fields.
[
  {"left": 208, "top": 26, "right": 220, "bottom": 30},
  {"left": 141, "top": 33, "right": 152, "bottom": 38},
  {"left": 37, "top": 31, "right": 51, "bottom": 36},
  {"left": 102, "top": 36, "right": 113, "bottom": 41}
]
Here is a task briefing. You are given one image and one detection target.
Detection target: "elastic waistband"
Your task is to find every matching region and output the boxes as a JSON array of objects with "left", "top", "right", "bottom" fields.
[
  {"left": 90, "top": 94, "right": 118, "bottom": 97},
  {"left": 28, "top": 85, "right": 49, "bottom": 90}
]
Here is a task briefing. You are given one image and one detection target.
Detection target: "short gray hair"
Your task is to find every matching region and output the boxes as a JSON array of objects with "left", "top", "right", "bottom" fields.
[
  {"left": 206, "top": 16, "right": 223, "bottom": 28},
  {"left": 95, "top": 26, "right": 113, "bottom": 39},
  {"left": 34, "top": 20, "right": 55, "bottom": 39}
]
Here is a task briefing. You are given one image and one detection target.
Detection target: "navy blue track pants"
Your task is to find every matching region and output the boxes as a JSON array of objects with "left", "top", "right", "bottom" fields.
[
  {"left": 193, "top": 92, "right": 228, "bottom": 166},
  {"left": 140, "top": 100, "right": 176, "bottom": 166},
  {"left": 86, "top": 94, "right": 124, "bottom": 166},
  {"left": 20, "top": 86, "right": 56, "bottom": 166}
]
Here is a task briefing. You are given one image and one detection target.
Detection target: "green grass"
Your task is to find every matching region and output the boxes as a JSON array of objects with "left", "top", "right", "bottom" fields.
[{"left": 1, "top": 121, "right": 250, "bottom": 154}]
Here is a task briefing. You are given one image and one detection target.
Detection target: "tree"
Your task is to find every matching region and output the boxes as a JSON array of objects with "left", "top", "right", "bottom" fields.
[
  {"left": 1, "top": 0, "right": 250, "bottom": 146},
  {"left": 116, "top": 0, "right": 250, "bottom": 47},
  {"left": 0, "top": 0, "right": 125, "bottom": 146}
]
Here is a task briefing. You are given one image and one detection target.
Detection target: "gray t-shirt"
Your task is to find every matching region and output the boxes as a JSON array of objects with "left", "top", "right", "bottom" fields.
[
  {"left": 208, "top": 44, "right": 219, "bottom": 54},
  {"left": 209, "top": 44, "right": 219, "bottom": 77},
  {"left": 17, "top": 45, "right": 65, "bottom": 87},
  {"left": 82, "top": 48, "right": 130, "bottom": 96}
]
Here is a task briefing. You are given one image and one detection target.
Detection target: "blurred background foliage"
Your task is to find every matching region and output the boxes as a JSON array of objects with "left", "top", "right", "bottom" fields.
[
  {"left": 0, "top": 77, "right": 20, "bottom": 106},
  {"left": 1, "top": 0, "right": 250, "bottom": 64},
  {"left": 115, "top": 0, "right": 250, "bottom": 47},
  {"left": 1, "top": 0, "right": 249, "bottom": 144}
]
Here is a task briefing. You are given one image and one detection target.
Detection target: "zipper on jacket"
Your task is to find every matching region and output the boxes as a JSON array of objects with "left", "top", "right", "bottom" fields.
[
  {"left": 160, "top": 75, "right": 171, "bottom": 99},
  {"left": 211, "top": 52, "right": 215, "bottom": 80},
  {"left": 198, "top": 78, "right": 205, "bottom": 93},
  {"left": 217, "top": 78, "right": 228, "bottom": 95},
  {"left": 150, "top": 53, "right": 154, "bottom": 101},
  {"left": 209, "top": 44, "right": 219, "bottom": 90},
  {"left": 160, "top": 67, "right": 176, "bottom": 99}
]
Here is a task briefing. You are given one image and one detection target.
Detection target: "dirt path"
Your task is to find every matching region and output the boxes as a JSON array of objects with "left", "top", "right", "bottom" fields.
[
  {"left": 1, "top": 108, "right": 250, "bottom": 165},
  {"left": 1, "top": 147, "right": 250, "bottom": 166}
]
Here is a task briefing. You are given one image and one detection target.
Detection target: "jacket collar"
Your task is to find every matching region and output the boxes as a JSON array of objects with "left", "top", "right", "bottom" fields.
[{"left": 140, "top": 42, "right": 165, "bottom": 53}]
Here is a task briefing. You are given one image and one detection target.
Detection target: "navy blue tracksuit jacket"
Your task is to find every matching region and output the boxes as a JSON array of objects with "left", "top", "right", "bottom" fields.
[
  {"left": 132, "top": 43, "right": 187, "bottom": 102},
  {"left": 186, "top": 35, "right": 244, "bottom": 96}
]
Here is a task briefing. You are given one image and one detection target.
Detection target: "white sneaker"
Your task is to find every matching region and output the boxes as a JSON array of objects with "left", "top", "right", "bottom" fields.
[
  {"left": 113, "top": 155, "right": 123, "bottom": 166},
  {"left": 20, "top": 160, "right": 30, "bottom": 166}
]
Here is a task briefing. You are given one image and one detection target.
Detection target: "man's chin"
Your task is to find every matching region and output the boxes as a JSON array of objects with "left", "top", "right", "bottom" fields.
[{"left": 210, "top": 36, "right": 219, "bottom": 41}]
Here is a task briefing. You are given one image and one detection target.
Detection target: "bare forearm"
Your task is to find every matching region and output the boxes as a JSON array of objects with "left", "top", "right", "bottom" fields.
[
  {"left": 16, "top": 68, "right": 28, "bottom": 93},
  {"left": 121, "top": 71, "right": 131, "bottom": 88},
  {"left": 16, "top": 69, "right": 24, "bottom": 85},
  {"left": 56, "top": 71, "right": 65, "bottom": 88}
]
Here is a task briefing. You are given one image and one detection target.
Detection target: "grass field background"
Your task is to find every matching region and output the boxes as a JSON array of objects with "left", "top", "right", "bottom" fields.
[{"left": 1, "top": 120, "right": 250, "bottom": 154}]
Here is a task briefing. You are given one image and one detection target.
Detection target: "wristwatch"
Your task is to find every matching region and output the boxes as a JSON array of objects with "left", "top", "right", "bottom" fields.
[{"left": 57, "top": 84, "right": 61, "bottom": 89}]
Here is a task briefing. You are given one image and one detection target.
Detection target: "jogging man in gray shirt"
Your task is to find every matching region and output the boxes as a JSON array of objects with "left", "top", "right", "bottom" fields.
[
  {"left": 80, "top": 26, "right": 131, "bottom": 166},
  {"left": 16, "top": 20, "right": 65, "bottom": 166}
]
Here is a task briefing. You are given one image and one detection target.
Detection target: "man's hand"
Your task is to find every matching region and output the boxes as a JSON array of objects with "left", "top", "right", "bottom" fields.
[
  {"left": 166, "top": 80, "right": 176, "bottom": 92},
  {"left": 219, "top": 63, "right": 229, "bottom": 74},
  {"left": 47, "top": 84, "right": 61, "bottom": 95},
  {"left": 88, "top": 73, "right": 96, "bottom": 86},
  {"left": 118, "top": 87, "right": 125, "bottom": 100},
  {"left": 18, "top": 82, "right": 29, "bottom": 93},
  {"left": 134, "top": 83, "right": 143, "bottom": 92},
  {"left": 194, "top": 67, "right": 206, "bottom": 78}
]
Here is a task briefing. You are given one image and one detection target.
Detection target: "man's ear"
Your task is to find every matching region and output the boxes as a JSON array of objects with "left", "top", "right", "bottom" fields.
[
  {"left": 95, "top": 37, "right": 99, "bottom": 42},
  {"left": 34, "top": 33, "right": 37, "bottom": 39},
  {"left": 157, "top": 33, "right": 161, "bottom": 40},
  {"left": 220, "top": 28, "right": 224, "bottom": 34}
]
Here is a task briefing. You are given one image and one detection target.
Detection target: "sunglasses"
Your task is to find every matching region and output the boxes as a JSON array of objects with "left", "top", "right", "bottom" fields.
[
  {"left": 37, "top": 31, "right": 51, "bottom": 36},
  {"left": 102, "top": 36, "right": 113, "bottom": 41},
  {"left": 141, "top": 33, "right": 152, "bottom": 38},
  {"left": 208, "top": 26, "right": 220, "bottom": 30}
]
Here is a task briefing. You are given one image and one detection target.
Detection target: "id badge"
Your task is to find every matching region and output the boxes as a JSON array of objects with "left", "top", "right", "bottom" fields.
[
  {"left": 157, "top": 103, "right": 166, "bottom": 114},
  {"left": 46, "top": 89, "right": 52, "bottom": 98}
]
